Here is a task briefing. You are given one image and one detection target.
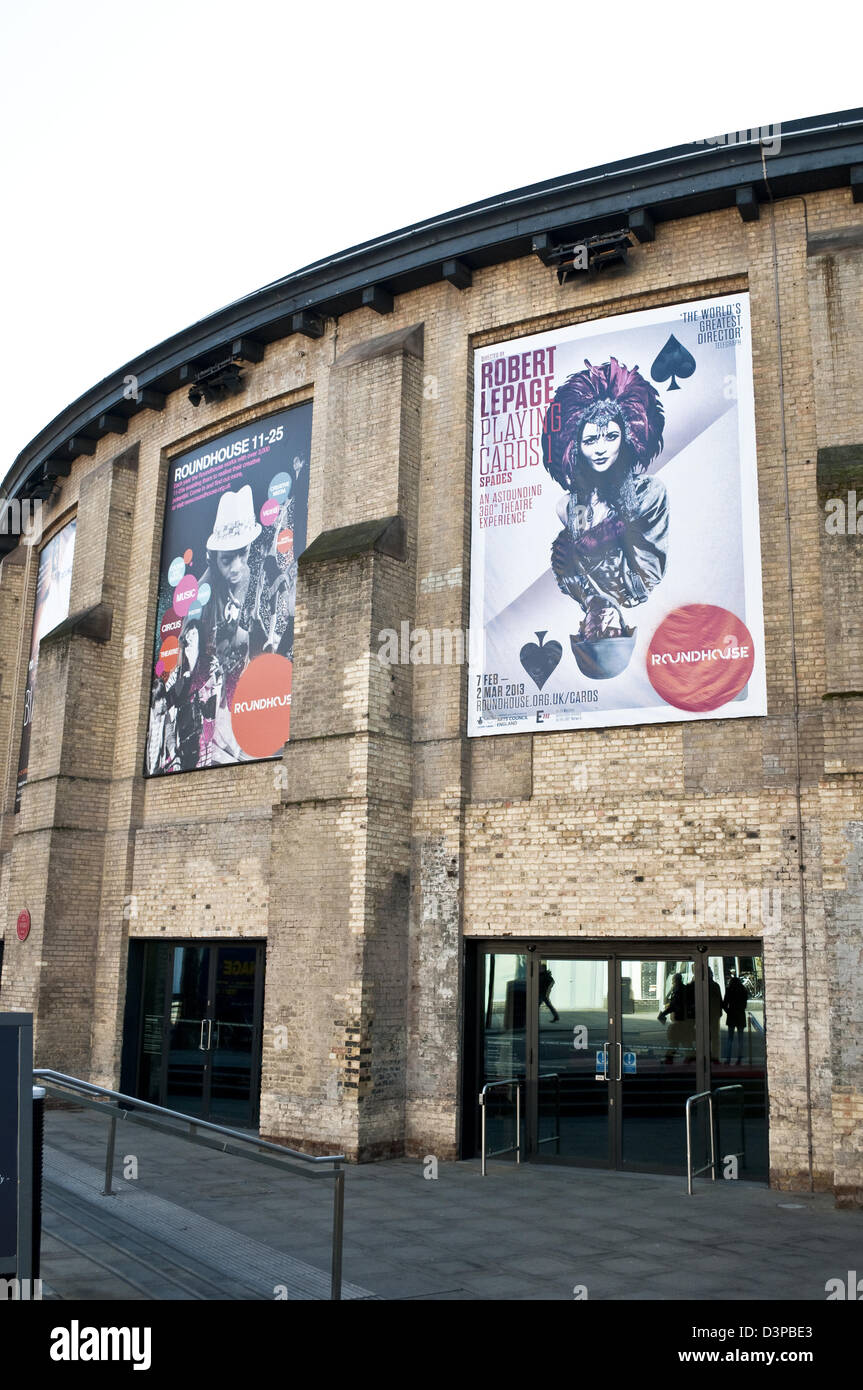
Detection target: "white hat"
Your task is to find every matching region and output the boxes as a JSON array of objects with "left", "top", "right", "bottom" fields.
[{"left": 206, "top": 485, "right": 262, "bottom": 551}]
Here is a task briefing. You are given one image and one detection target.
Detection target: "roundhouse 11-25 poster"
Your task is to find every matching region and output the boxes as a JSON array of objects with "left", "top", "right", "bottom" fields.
[
  {"left": 468, "top": 294, "right": 766, "bottom": 736},
  {"left": 145, "top": 403, "right": 312, "bottom": 776}
]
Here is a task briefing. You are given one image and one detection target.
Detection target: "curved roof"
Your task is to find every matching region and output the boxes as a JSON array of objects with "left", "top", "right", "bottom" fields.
[{"left": 3, "top": 108, "right": 862, "bottom": 513}]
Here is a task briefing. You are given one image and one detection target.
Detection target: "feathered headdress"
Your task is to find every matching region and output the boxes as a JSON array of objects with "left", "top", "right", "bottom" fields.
[{"left": 542, "top": 357, "right": 665, "bottom": 490}]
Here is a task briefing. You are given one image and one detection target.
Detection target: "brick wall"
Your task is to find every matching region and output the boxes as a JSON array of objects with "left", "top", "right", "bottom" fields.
[{"left": 0, "top": 183, "right": 861, "bottom": 1199}]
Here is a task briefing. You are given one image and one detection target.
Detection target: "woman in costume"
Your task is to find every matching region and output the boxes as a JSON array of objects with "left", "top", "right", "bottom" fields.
[
  {"left": 542, "top": 358, "right": 669, "bottom": 669},
  {"left": 164, "top": 619, "right": 209, "bottom": 770}
]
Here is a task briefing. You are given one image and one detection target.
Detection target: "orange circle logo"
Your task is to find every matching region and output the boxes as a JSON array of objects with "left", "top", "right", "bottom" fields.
[
  {"left": 158, "top": 635, "right": 180, "bottom": 674},
  {"left": 230, "top": 653, "right": 293, "bottom": 757},
  {"left": 647, "top": 605, "right": 754, "bottom": 712}
]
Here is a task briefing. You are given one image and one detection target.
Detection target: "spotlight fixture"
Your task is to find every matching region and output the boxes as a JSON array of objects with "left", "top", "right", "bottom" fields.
[
  {"left": 187, "top": 358, "right": 246, "bottom": 407},
  {"left": 535, "top": 228, "right": 634, "bottom": 285},
  {"left": 558, "top": 230, "right": 633, "bottom": 283}
]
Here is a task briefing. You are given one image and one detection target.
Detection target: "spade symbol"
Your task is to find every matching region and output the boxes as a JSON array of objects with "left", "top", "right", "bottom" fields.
[
  {"left": 650, "top": 334, "right": 696, "bottom": 391},
  {"left": 519, "top": 630, "right": 562, "bottom": 690}
]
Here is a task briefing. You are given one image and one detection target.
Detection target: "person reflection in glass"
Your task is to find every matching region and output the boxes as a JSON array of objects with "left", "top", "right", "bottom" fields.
[
  {"left": 539, "top": 963, "right": 559, "bottom": 1023},
  {"left": 723, "top": 971, "right": 749, "bottom": 1064},
  {"left": 659, "top": 972, "right": 684, "bottom": 1063},
  {"left": 659, "top": 972, "right": 695, "bottom": 1063},
  {"left": 708, "top": 967, "right": 724, "bottom": 1064}
]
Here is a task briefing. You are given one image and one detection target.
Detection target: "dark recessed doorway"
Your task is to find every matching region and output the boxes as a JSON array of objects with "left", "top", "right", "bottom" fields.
[{"left": 123, "top": 939, "right": 265, "bottom": 1129}]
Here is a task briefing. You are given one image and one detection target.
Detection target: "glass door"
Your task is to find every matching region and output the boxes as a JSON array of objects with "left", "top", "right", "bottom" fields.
[
  {"left": 708, "top": 952, "right": 767, "bottom": 1180},
  {"left": 209, "top": 944, "right": 263, "bottom": 1127},
  {"left": 165, "top": 944, "right": 211, "bottom": 1117},
  {"left": 535, "top": 956, "right": 610, "bottom": 1165},
  {"left": 618, "top": 955, "right": 702, "bottom": 1171},
  {"left": 480, "top": 952, "right": 526, "bottom": 1161},
  {"left": 474, "top": 942, "right": 766, "bottom": 1178},
  {"left": 135, "top": 940, "right": 264, "bottom": 1127}
]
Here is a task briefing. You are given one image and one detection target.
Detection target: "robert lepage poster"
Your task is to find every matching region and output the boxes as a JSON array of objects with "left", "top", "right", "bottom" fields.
[{"left": 468, "top": 294, "right": 766, "bottom": 736}]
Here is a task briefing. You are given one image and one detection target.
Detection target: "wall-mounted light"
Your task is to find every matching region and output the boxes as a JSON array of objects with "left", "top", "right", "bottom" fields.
[
  {"left": 534, "top": 228, "right": 634, "bottom": 284},
  {"left": 188, "top": 362, "right": 245, "bottom": 407},
  {"left": 183, "top": 338, "right": 263, "bottom": 408}
]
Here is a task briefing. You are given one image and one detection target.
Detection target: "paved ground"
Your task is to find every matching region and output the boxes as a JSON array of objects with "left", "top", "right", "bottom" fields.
[
  {"left": 39, "top": 1105, "right": 862, "bottom": 1301},
  {"left": 42, "top": 1146, "right": 376, "bottom": 1300}
]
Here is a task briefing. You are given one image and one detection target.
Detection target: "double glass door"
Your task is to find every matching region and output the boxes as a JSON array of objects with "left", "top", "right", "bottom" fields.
[
  {"left": 479, "top": 944, "right": 766, "bottom": 1176},
  {"left": 136, "top": 941, "right": 265, "bottom": 1128}
]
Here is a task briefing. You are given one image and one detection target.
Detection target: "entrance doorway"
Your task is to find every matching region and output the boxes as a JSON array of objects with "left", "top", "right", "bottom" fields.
[
  {"left": 471, "top": 941, "right": 767, "bottom": 1178},
  {"left": 124, "top": 940, "right": 265, "bottom": 1128}
]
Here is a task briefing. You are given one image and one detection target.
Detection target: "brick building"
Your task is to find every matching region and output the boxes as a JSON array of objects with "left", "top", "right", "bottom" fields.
[{"left": 2, "top": 110, "right": 862, "bottom": 1204}]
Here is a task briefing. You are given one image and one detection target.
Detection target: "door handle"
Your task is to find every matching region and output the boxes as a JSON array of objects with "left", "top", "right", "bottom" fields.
[
  {"left": 602, "top": 1041, "right": 610, "bottom": 1080},
  {"left": 207, "top": 1019, "right": 213, "bottom": 1050},
  {"left": 616, "top": 1042, "right": 623, "bottom": 1082},
  {"left": 199, "top": 1020, "right": 207, "bottom": 1051}
]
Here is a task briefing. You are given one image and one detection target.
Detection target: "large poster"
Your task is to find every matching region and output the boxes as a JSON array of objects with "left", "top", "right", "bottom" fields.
[
  {"left": 469, "top": 294, "right": 766, "bottom": 735},
  {"left": 15, "top": 518, "right": 77, "bottom": 809},
  {"left": 145, "top": 404, "right": 312, "bottom": 775}
]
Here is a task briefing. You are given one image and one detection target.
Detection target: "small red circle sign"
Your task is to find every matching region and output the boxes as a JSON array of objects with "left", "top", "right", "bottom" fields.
[
  {"left": 647, "top": 604, "right": 755, "bottom": 712},
  {"left": 17, "top": 909, "right": 31, "bottom": 941}
]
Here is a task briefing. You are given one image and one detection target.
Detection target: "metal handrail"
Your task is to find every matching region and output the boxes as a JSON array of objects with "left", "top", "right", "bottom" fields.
[
  {"left": 686, "top": 1083, "right": 747, "bottom": 1193},
  {"left": 685, "top": 1090, "right": 716, "bottom": 1195},
  {"left": 536, "top": 1072, "right": 561, "bottom": 1154},
  {"left": 479, "top": 1077, "right": 522, "bottom": 1176},
  {"left": 479, "top": 1072, "right": 562, "bottom": 1173},
  {"left": 714, "top": 1083, "right": 745, "bottom": 1172},
  {"left": 34, "top": 1068, "right": 346, "bottom": 1300},
  {"left": 746, "top": 1011, "right": 764, "bottom": 1066}
]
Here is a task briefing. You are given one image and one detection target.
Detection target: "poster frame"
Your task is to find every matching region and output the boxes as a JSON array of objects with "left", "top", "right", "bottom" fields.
[{"left": 467, "top": 292, "right": 767, "bottom": 738}]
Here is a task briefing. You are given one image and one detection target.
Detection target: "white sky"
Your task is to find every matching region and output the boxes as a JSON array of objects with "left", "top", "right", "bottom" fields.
[{"left": 2, "top": 0, "right": 860, "bottom": 470}]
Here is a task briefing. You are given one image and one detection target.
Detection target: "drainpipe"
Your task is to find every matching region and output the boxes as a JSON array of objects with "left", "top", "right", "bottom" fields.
[{"left": 761, "top": 150, "right": 815, "bottom": 1193}]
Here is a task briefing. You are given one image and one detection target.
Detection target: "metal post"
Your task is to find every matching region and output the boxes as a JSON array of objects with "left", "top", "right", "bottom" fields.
[
  {"left": 103, "top": 1114, "right": 117, "bottom": 1196},
  {"left": 515, "top": 1083, "right": 521, "bottom": 1164},
  {"left": 330, "top": 1163, "right": 344, "bottom": 1301},
  {"left": 32, "top": 1086, "right": 45, "bottom": 1281},
  {"left": 479, "top": 1078, "right": 524, "bottom": 1174},
  {"left": 713, "top": 1083, "right": 746, "bottom": 1174},
  {"left": 686, "top": 1090, "right": 716, "bottom": 1195}
]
